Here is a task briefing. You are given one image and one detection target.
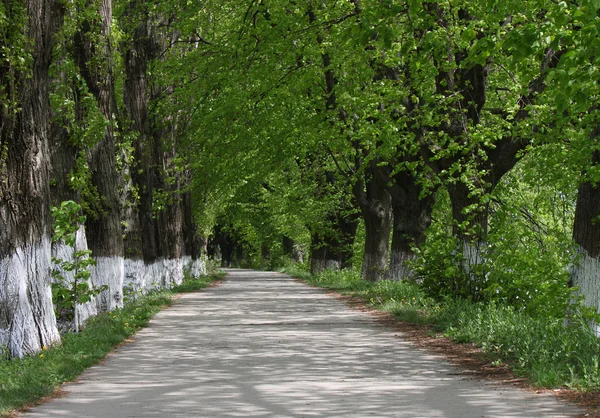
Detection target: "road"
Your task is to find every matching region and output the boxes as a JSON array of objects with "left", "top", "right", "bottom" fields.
[{"left": 24, "top": 269, "right": 584, "bottom": 417}]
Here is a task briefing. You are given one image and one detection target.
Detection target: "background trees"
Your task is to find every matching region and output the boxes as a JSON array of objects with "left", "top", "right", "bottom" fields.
[{"left": 2, "top": 0, "right": 600, "bottom": 358}]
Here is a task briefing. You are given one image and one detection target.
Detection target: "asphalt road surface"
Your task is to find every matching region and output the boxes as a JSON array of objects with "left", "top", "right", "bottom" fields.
[{"left": 24, "top": 269, "right": 585, "bottom": 417}]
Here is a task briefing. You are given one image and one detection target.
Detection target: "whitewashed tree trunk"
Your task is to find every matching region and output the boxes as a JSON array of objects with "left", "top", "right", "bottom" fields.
[
  {"left": 51, "top": 226, "right": 98, "bottom": 330},
  {"left": 0, "top": 0, "right": 63, "bottom": 358},
  {"left": 571, "top": 249, "right": 600, "bottom": 335},
  {"left": 0, "top": 240, "right": 61, "bottom": 358},
  {"left": 92, "top": 257, "right": 125, "bottom": 312},
  {"left": 74, "top": 0, "right": 126, "bottom": 313},
  {"left": 571, "top": 154, "right": 600, "bottom": 334},
  {"left": 183, "top": 255, "right": 207, "bottom": 278}
]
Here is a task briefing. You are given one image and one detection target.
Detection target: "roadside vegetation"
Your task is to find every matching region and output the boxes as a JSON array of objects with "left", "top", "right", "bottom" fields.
[
  {"left": 283, "top": 264, "right": 600, "bottom": 391},
  {"left": 0, "top": 271, "right": 224, "bottom": 417}
]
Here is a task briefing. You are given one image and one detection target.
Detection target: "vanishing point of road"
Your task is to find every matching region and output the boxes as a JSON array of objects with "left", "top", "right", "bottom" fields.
[{"left": 24, "top": 269, "right": 585, "bottom": 417}]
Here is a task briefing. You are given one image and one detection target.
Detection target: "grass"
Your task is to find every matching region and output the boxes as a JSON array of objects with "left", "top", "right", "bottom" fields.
[
  {"left": 282, "top": 264, "right": 600, "bottom": 391},
  {"left": 0, "top": 271, "right": 224, "bottom": 417}
]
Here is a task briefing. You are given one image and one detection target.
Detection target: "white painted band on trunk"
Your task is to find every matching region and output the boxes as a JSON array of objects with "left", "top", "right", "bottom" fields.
[
  {"left": 183, "top": 255, "right": 207, "bottom": 278},
  {"left": 0, "top": 238, "right": 61, "bottom": 358},
  {"left": 91, "top": 256, "right": 124, "bottom": 312},
  {"left": 161, "top": 258, "right": 183, "bottom": 287},
  {"left": 571, "top": 247, "right": 600, "bottom": 335},
  {"left": 51, "top": 226, "right": 98, "bottom": 329},
  {"left": 124, "top": 256, "right": 207, "bottom": 298},
  {"left": 460, "top": 240, "right": 486, "bottom": 277}
]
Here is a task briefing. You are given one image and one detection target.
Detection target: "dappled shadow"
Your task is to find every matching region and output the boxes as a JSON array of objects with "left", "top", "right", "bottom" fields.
[{"left": 24, "top": 269, "right": 583, "bottom": 417}]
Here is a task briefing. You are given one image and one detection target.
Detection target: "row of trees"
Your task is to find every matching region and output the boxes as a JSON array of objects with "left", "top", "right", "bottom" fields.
[
  {"left": 182, "top": 1, "right": 600, "bottom": 324},
  {"left": 3, "top": 0, "right": 600, "bottom": 358},
  {"left": 0, "top": 0, "right": 206, "bottom": 358}
]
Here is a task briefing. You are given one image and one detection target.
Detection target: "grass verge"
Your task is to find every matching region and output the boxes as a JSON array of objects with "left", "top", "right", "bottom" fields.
[
  {"left": 283, "top": 265, "right": 600, "bottom": 391},
  {"left": 0, "top": 271, "right": 224, "bottom": 417}
]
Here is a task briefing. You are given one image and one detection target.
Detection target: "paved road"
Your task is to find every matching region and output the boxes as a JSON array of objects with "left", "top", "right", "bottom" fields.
[{"left": 24, "top": 270, "right": 584, "bottom": 417}]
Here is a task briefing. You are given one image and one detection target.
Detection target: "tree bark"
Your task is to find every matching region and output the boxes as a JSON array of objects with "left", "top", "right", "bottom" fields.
[
  {"left": 0, "top": 0, "right": 63, "bottom": 358},
  {"left": 309, "top": 207, "right": 359, "bottom": 274},
  {"left": 123, "top": 12, "right": 158, "bottom": 266},
  {"left": 387, "top": 171, "right": 435, "bottom": 281},
  {"left": 571, "top": 149, "right": 600, "bottom": 333},
  {"left": 353, "top": 163, "right": 393, "bottom": 282},
  {"left": 309, "top": 231, "right": 337, "bottom": 274},
  {"left": 49, "top": 67, "right": 98, "bottom": 329},
  {"left": 74, "top": 0, "right": 125, "bottom": 311}
]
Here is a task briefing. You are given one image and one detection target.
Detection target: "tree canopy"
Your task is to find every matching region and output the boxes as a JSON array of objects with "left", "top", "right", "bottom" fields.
[{"left": 2, "top": 0, "right": 600, "bottom": 358}]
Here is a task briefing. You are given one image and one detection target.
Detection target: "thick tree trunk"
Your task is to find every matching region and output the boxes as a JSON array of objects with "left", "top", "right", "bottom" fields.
[
  {"left": 74, "top": 0, "right": 124, "bottom": 311},
  {"left": 214, "top": 227, "right": 235, "bottom": 268},
  {"left": 309, "top": 232, "right": 334, "bottom": 274},
  {"left": 0, "top": 0, "right": 63, "bottom": 358},
  {"left": 354, "top": 164, "right": 393, "bottom": 282},
  {"left": 571, "top": 150, "right": 600, "bottom": 333},
  {"left": 124, "top": 13, "right": 158, "bottom": 263},
  {"left": 157, "top": 192, "right": 184, "bottom": 286},
  {"left": 387, "top": 172, "right": 435, "bottom": 281},
  {"left": 121, "top": 8, "right": 172, "bottom": 292},
  {"left": 49, "top": 118, "right": 97, "bottom": 329}
]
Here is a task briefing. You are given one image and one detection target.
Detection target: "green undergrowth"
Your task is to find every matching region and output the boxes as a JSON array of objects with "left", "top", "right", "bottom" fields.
[
  {"left": 282, "top": 264, "right": 600, "bottom": 391},
  {"left": 0, "top": 271, "right": 223, "bottom": 416}
]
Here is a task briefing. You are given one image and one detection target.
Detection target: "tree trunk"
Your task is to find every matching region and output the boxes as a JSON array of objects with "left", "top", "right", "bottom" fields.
[
  {"left": 571, "top": 149, "right": 600, "bottom": 334},
  {"left": 182, "top": 187, "right": 206, "bottom": 277},
  {"left": 337, "top": 210, "right": 360, "bottom": 269},
  {"left": 446, "top": 181, "right": 489, "bottom": 298},
  {"left": 387, "top": 172, "right": 435, "bottom": 281},
  {"left": 283, "top": 236, "right": 304, "bottom": 264},
  {"left": 354, "top": 163, "right": 393, "bottom": 282},
  {"left": 123, "top": 11, "right": 158, "bottom": 263},
  {"left": 0, "top": 0, "right": 63, "bottom": 358},
  {"left": 74, "top": 0, "right": 124, "bottom": 311},
  {"left": 310, "top": 232, "right": 332, "bottom": 274},
  {"left": 49, "top": 88, "right": 97, "bottom": 329},
  {"left": 214, "top": 226, "right": 235, "bottom": 268}
]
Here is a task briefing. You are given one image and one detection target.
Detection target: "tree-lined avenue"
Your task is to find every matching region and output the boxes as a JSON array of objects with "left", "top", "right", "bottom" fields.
[{"left": 24, "top": 270, "right": 584, "bottom": 418}]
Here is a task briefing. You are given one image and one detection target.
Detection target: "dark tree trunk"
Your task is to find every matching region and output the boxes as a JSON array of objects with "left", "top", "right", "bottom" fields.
[
  {"left": 235, "top": 245, "right": 244, "bottom": 268},
  {"left": 120, "top": 7, "right": 161, "bottom": 291},
  {"left": 74, "top": 0, "right": 124, "bottom": 311},
  {"left": 151, "top": 131, "right": 184, "bottom": 285},
  {"left": 571, "top": 149, "right": 600, "bottom": 331},
  {"left": 387, "top": 172, "right": 435, "bottom": 281},
  {"left": 309, "top": 208, "right": 359, "bottom": 274},
  {"left": 283, "top": 236, "right": 305, "bottom": 264},
  {"left": 49, "top": 65, "right": 98, "bottom": 328},
  {"left": 182, "top": 188, "right": 202, "bottom": 260},
  {"left": 214, "top": 226, "right": 235, "bottom": 268},
  {"left": 310, "top": 232, "right": 330, "bottom": 274},
  {"left": 353, "top": 163, "right": 393, "bottom": 282},
  {"left": 337, "top": 210, "right": 360, "bottom": 269},
  {"left": 261, "top": 243, "right": 271, "bottom": 270},
  {"left": 123, "top": 12, "right": 158, "bottom": 267},
  {"left": 181, "top": 186, "right": 206, "bottom": 277},
  {"left": 0, "top": 0, "right": 64, "bottom": 358}
]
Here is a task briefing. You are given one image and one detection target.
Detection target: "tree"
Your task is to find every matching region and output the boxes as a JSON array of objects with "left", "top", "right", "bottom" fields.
[
  {"left": 0, "top": 0, "right": 64, "bottom": 358},
  {"left": 73, "top": 0, "right": 125, "bottom": 311}
]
